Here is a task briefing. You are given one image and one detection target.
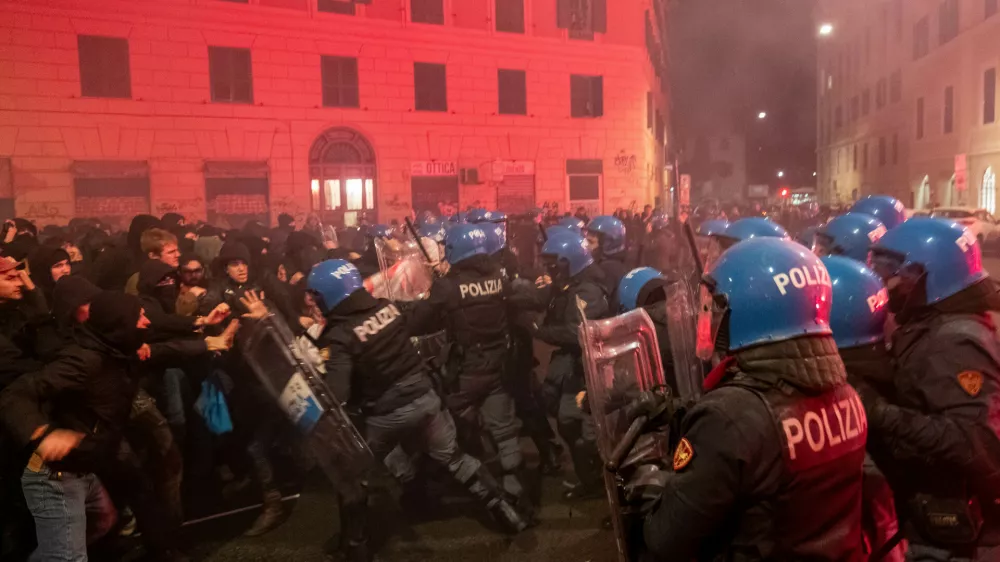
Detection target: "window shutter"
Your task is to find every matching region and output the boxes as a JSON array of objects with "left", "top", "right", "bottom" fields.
[
  {"left": 592, "top": 0, "right": 607, "bottom": 33},
  {"left": 592, "top": 76, "right": 604, "bottom": 117},
  {"left": 557, "top": 0, "right": 572, "bottom": 28}
]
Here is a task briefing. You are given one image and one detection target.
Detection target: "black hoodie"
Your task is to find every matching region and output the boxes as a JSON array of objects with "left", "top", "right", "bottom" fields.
[
  {"left": 27, "top": 245, "right": 70, "bottom": 304},
  {"left": 136, "top": 259, "right": 198, "bottom": 338}
]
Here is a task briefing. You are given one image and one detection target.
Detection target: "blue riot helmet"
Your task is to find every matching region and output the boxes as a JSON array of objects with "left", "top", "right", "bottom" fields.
[
  {"left": 558, "top": 216, "right": 586, "bottom": 234},
  {"left": 307, "top": 259, "right": 364, "bottom": 313},
  {"left": 544, "top": 225, "right": 577, "bottom": 240},
  {"left": 448, "top": 212, "right": 468, "bottom": 224},
  {"left": 417, "top": 221, "right": 446, "bottom": 243},
  {"left": 703, "top": 237, "right": 832, "bottom": 354},
  {"left": 696, "top": 219, "right": 729, "bottom": 237},
  {"left": 363, "top": 224, "right": 393, "bottom": 240},
  {"left": 467, "top": 208, "right": 491, "bottom": 223},
  {"left": 821, "top": 255, "right": 888, "bottom": 349},
  {"left": 415, "top": 211, "right": 439, "bottom": 228},
  {"left": 869, "top": 217, "right": 987, "bottom": 308},
  {"left": 850, "top": 195, "right": 907, "bottom": 230},
  {"left": 540, "top": 232, "right": 594, "bottom": 279},
  {"left": 490, "top": 211, "right": 508, "bottom": 248},
  {"left": 814, "top": 213, "right": 887, "bottom": 262},
  {"left": 618, "top": 267, "right": 667, "bottom": 313},
  {"left": 586, "top": 215, "right": 627, "bottom": 256},
  {"left": 715, "top": 217, "right": 789, "bottom": 251},
  {"left": 444, "top": 224, "right": 490, "bottom": 265}
]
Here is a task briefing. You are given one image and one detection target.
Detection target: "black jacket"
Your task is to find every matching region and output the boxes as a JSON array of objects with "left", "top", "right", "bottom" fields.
[
  {"left": 865, "top": 284, "right": 1000, "bottom": 548},
  {"left": 644, "top": 336, "right": 866, "bottom": 561},
  {"left": 596, "top": 253, "right": 629, "bottom": 312},
  {"left": 0, "top": 289, "right": 54, "bottom": 390},
  {"left": 316, "top": 289, "right": 431, "bottom": 414},
  {"left": 0, "top": 327, "right": 141, "bottom": 474}
]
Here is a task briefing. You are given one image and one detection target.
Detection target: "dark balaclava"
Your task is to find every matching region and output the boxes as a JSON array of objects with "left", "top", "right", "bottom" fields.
[
  {"left": 27, "top": 245, "right": 71, "bottom": 299},
  {"left": 52, "top": 275, "right": 101, "bottom": 328},
  {"left": 86, "top": 291, "right": 146, "bottom": 355},
  {"left": 137, "top": 259, "right": 180, "bottom": 314}
]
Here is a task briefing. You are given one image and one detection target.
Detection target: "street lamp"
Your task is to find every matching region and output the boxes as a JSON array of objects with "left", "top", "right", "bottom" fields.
[
  {"left": 819, "top": 23, "right": 834, "bottom": 36},
  {"left": 812, "top": 171, "right": 817, "bottom": 177},
  {"left": 757, "top": 111, "right": 767, "bottom": 120},
  {"left": 777, "top": 170, "right": 785, "bottom": 178}
]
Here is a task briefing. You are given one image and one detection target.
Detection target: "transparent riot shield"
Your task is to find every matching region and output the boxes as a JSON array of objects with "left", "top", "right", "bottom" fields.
[
  {"left": 664, "top": 279, "right": 705, "bottom": 400},
  {"left": 367, "top": 238, "right": 434, "bottom": 301},
  {"left": 240, "top": 313, "right": 373, "bottom": 504},
  {"left": 577, "top": 304, "right": 671, "bottom": 562}
]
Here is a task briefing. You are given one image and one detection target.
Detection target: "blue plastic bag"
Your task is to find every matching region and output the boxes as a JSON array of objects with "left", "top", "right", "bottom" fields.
[{"left": 194, "top": 376, "right": 233, "bottom": 435}]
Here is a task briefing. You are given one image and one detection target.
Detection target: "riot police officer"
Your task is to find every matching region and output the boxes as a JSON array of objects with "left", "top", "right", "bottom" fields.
[
  {"left": 558, "top": 216, "right": 585, "bottom": 235},
  {"left": 308, "top": 259, "right": 529, "bottom": 561},
  {"left": 409, "top": 224, "right": 529, "bottom": 506},
  {"left": 850, "top": 195, "right": 907, "bottom": 230},
  {"left": 531, "top": 232, "right": 609, "bottom": 499},
  {"left": 618, "top": 267, "right": 676, "bottom": 392},
  {"left": 866, "top": 217, "right": 1000, "bottom": 560},
  {"left": 586, "top": 215, "right": 629, "bottom": 310},
  {"left": 714, "top": 216, "right": 789, "bottom": 251},
  {"left": 643, "top": 237, "right": 867, "bottom": 560},
  {"left": 814, "top": 213, "right": 887, "bottom": 263},
  {"left": 823, "top": 255, "right": 906, "bottom": 561}
]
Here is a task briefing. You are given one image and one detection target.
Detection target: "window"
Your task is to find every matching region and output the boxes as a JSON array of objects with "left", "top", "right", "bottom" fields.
[
  {"left": 894, "top": 0, "right": 904, "bottom": 40},
  {"left": 944, "top": 86, "right": 954, "bottom": 133},
  {"left": 204, "top": 162, "right": 270, "bottom": 228},
  {"left": 835, "top": 105, "right": 843, "bottom": 127},
  {"left": 496, "top": 0, "right": 525, "bottom": 33},
  {"left": 570, "top": 74, "right": 603, "bottom": 118},
  {"left": 853, "top": 145, "right": 858, "bottom": 170},
  {"left": 318, "top": 0, "right": 355, "bottom": 14},
  {"left": 862, "top": 89, "right": 871, "bottom": 116},
  {"left": 567, "top": 159, "right": 602, "bottom": 209},
  {"left": 557, "top": 0, "right": 608, "bottom": 40},
  {"left": 655, "top": 112, "right": 664, "bottom": 143},
  {"left": 913, "top": 16, "right": 930, "bottom": 59},
  {"left": 414, "top": 62, "right": 447, "bottom": 111},
  {"left": 863, "top": 142, "right": 869, "bottom": 169},
  {"left": 876, "top": 78, "right": 887, "bottom": 109},
  {"left": 851, "top": 96, "right": 860, "bottom": 122},
  {"left": 646, "top": 92, "right": 653, "bottom": 129},
  {"left": 321, "top": 56, "right": 359, "bottom": 108},
  {"left": 988, "top": 0, "right": 999, "bottom": 18},
  {"left": 983, "top": 167, "right": 997, "bottom": 214},
  {"left": 208, "top": 46, "right": 253, "bottom": 103},
  {"left": 497, "top": 69, "right": 527, "bottom": 115},
  {"left": 879, "top": 137, "right": 887, "bottom": 166},
  {"left": 917, "top": 97, "right": 925, "bottom": 139},
  {"left": 865, "top": 27, "right": 871, "bottom": 65},
  {"left": 939, "top": 0, "right": 959, "bottom": 44},
  {"left": 77, "top": 35, "right": 131, "bottom": 98},
  {"left": 985, "top": 68, "right": 997, "bottom": 124},
  {"left": 890, "top": 70, "right": 902, "bottom": 103},
  {"left": 412, "top": 0, "right": 444, "bottom": 24},
  {"left": 72, "top": 161, "right": 150, "bottom": 232},
  {"left": 892, "top": 133, "right": 899, "bottom": 164}
]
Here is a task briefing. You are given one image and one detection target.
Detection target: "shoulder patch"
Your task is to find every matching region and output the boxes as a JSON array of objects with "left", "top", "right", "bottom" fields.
[
  {"left": 673, "top": 438, "right": 694, "bottom": 471},
  {"left": 957, "top": 371, "right": 984, "bottom": 397},
  {"left": 319, "top": 347, "right": 331, "bottom": 361}
]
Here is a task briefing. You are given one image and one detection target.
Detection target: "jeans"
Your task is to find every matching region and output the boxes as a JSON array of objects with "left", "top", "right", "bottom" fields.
[{"left": 20, "top": 466, "right": 117, "bottom": 562}]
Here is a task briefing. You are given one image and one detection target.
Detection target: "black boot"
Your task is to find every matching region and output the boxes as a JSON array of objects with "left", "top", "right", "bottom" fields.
[
  {"left": 487, "top": 496, "right": 531, "bottom": 534},
  {"left": 464, "top": 466, "right": 533, "bottom": 534},
  {"left": 244, "top": 491, "right": 286, "bottom": 537},
  {"left": 535, "top": 438, "right": 564, "bottom": 476},
  {"left": 563, "top": 439, "right": 602, "bottom": 500}
]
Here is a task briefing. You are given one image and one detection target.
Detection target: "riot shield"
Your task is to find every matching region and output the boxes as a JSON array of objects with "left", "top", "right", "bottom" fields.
[
  {"left": 577, "top": 305, "right": 672, "bottom": 562},
  {"left": 367, "top": 238, "right": 434, "bottom": 301},
  {"left": 240, "top": 313, "right": 373, "bottom": 504},
  {"left": 664, "top": 279, "right": 705, "bottom": 400}
]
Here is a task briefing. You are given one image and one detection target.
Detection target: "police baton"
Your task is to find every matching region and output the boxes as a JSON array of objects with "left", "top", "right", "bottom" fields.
[
  {"left": 607, "top": 415, "right": 647, "bottom": 472},
  {"left": 683, "top": 219, "right": 704, "bottom": 273},
  {"left": 404, "top": 217, "right": 434, "bottom": 264}
]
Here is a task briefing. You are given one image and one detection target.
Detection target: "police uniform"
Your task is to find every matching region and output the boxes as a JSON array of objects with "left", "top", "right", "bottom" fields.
[{"left": 411, "top": 253, "right": 526, "bottom": 499}]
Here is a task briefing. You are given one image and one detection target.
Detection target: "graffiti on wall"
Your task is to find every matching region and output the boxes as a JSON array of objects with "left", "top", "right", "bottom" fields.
[
  {"left": 155, "top": 198, "right": 205, "bottom": 218},
  {"left": 272, "top": 196, "right": 308, "bottom": 224},
  {"left": 21, "top": 202, "right": 71, "bottom": 223},
  {"left": 614, "top": 151, "right": 638, "bottom": 177}
]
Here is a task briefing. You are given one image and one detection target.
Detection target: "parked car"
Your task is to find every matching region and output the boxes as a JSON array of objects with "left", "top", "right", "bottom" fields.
[{"left": 929, "top": 207, "right": 1000, "bottom": 243}]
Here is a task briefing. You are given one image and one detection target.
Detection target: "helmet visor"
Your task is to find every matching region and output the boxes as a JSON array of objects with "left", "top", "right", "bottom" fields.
[
  {"left": 812, "top": 233, "right": 836, "bottom": 258},
  {"left": 868, "top": 250, "right": 905, "bottom": 283}
]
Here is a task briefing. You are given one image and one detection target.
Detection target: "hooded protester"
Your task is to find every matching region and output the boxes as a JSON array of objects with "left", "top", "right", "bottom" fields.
[
  {"left": 136, "top": 258, "right": 231, "bottom": 341},
  {"left": 161, "top": 213, "right": 185, "bottom": 229},
  {"left": 26, "top": 245, "right": 72, "bottom": 304},
  {"left": 50, "top": 275, "right": 102, "bottom": 340},
  {"left": 0, "top": 292, "right": 188, "bottom": 562},
  {"left": 205, "top": 241, "right": 295, "bottom": 323},
  {"left": 90, "top": 214, "right": 161, "bottom": 290}
]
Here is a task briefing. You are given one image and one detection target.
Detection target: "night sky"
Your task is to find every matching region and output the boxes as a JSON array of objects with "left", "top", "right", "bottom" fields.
[{"left": 669, "top": 0, "right": 818, "bottom": 190}]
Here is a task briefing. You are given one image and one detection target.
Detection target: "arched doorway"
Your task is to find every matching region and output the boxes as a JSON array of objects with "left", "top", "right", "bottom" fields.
[
  {"left": 942, "top": 174, "right": 956, "bottom": 207},
  {"left": 309, "top": 128, "right": 376, "bottom": 227},
  {"left": 982, "top": 167, "right": 997, "bottom": 214},
  {"left": 915, "top": 175, "right": 931, "bottom": 210}
]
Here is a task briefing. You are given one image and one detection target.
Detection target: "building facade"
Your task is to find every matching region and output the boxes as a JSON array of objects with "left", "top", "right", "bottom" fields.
[
  {"left": 816, "top": 0, "right": 999, "bottom": 212},
  {"left": 0, "top": 0, "right": 669, "bottom": 229}
]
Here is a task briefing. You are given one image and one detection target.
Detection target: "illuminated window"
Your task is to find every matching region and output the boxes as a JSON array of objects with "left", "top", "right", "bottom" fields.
[
  {"left": 208, "top": 46, "right": 253, "bottom": 103},
  {"left": 983, "top": 167, "right": 997, "bottom": 214},
  {"left": 365, "top": 179, "right": 374, "bottom": 210},
  {"left": 78, "top": 35, "right": 131, "bottom": 99},
  {"left": 324, "top": 179, "right": 341, "bottom": 210},
  {"left": 345, "top": 178, "right": 363, "bottom": 211}
]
